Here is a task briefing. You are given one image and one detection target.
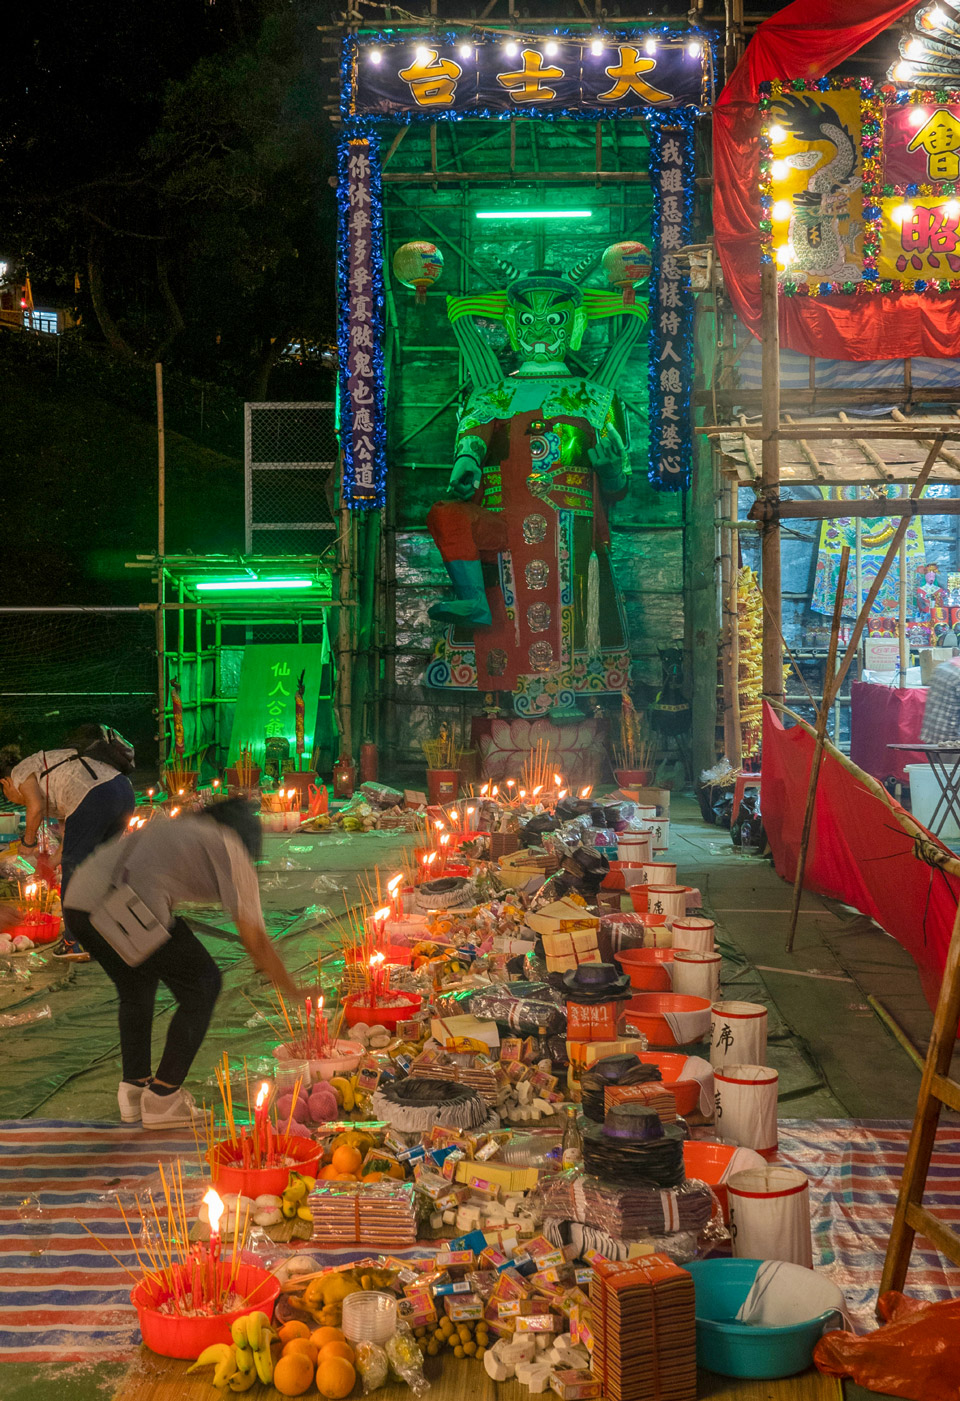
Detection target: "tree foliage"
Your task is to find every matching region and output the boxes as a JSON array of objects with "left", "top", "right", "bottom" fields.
[{"left": 1, "top": 0, "right": 337, "bottom": 396}]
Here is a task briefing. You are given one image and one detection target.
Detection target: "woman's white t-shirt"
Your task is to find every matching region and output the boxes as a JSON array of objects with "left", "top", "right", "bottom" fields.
[{"left": 10, "top": 750, "right": 119, "bottom": 820}]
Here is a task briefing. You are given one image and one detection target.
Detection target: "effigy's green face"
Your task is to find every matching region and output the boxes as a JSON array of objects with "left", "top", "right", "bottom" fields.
[{"left": 505, "top": 290, "right": 584, "bottom": 363}]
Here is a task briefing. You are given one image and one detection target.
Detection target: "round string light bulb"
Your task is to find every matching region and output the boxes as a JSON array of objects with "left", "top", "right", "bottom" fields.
[
  {"left": 771, "top": 159, "right": 789, "bottom": 180},
  {"left": 544, "top": 39, "right": 559, "bottom": 56},
  {"left": 772, "top": 199, "right": 792, "bottom": 220},
  {"left": 893, "top": 202, "right": 915, "bottom": 221},
  {"left": 768, "top": 124, "right": 787, "bottom": 143},
  {"left": 644, "top": 37, "right": 657, "bottom": 54},
  {"left": 894, "top": 60, "right": 914, "bottom": 81},
  {"left": 368, "top": 48, "right": 382, "bottom": 64},
  {"left": 590, "top": 37, "right": 604, "bottom": 54},
  {"left": 504, "top": 40, "right": 519, "bottom": 57},
  {"left": 458, "top": 42, "right": 473, "bottom": 58},
  {"left": 775, "top": 244, "right": 793, "bottom": 266},
  {"left": 906, "top": 38, "right": 926, "bottom": 59}
]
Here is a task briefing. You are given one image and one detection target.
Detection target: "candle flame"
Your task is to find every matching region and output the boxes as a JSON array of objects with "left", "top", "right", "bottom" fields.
[
  {"left": 387, "top": 874, "right": 402, "bottom": 894},
  {"left": 147, "top": 788, "right": 155, "bottom": 798},
  {"left": 533, "top": 785, "right": 543, "bottom": 796},
  {"left": 554, "top": 773, "right": 562, "bottom": 786},
  {"left": 466, "top": 806, "right": 475, "bottom": 815},
  {"left": 212, "top": 779, "right": 220, "bottom": 788},
  {"left": 170, "top": 807, "right": 180, "bottom": 817},
  {"left": 440, "top": 833, "right": 450, "bottom": 846},
  {"left": 580, "top": 785, "right": 593, "bottom": 798},
  {"left": 491, "top": 785, "right": 498, "bottom": 797},
  {"left": 255, "top": 1081, "right": 270, "bottom": 1111},
  {"left": 426, "top": 851, "right": 438, "bottom": 865},
  {"left": 507, "top": 780, "right": 515, "bottom": 789},
  {"left": 519, "top": 789, "right": 527, "bottom": 799},
  {"left": 178, "top": 788, "right": 184, "bottom": 796},
  {"left": 128, "top": 816, "right": 138, "bottom": 827},
  {"left": 480, "top": 783, "right": 489, "bottom": 795},
  {"left": 373, "top": 905, "right": 391, "bottom": 922},
  {"left": 434, "top": 820, "right": 445, "bottom": 831},
  {"left": 203, "top": 1187, "right": 225, "bottom": 1236},
  {"left": 370, "top": 951, "right": 385, "bottom": 967},
  {"left": 559, "top": 789, "right": 567, "bottom": 799}
]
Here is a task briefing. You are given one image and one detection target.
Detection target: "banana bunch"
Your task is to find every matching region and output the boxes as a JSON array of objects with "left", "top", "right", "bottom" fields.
[
  {"left": 282, "top": 1171, "right": 315, "bottom": 1224},
  {"left": 187, "top": 1311, "right": 275, "bottom": 1391},
  {"left": 329, "top": 1075, "right": 357, "bottom": 1111}
]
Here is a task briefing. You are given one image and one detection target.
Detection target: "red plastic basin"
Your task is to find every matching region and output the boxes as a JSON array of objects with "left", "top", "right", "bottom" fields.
[
  {"left": 8, "top": 913, "right": 60, "bottom": 945},
  {"left": 133, "top": 1258, "right": 280, "bottom": 1358},
  {"left": 637, "top": 1051, "right": 702, "bottom": 1117},
  {"left": 625, "top": 993, "right": 712, "bottom": 1048},
  {"left": 682, "top": 1140, "right": 747, "bottom": 1219},
  {"left": 343, "top": 989, "right": 423, "bottom": 1031},
  {"left": 208, "top": 1134, "right": 322, "bottom": 1198},
  {"left": 615, "top": 947, "right": 674, "bottom": 992}
]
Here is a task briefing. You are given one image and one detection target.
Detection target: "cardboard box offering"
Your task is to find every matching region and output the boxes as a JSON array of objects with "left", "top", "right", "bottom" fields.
[
  {"left": 550, "top": 1370, "right": 601, "bottom": 1399},
  {"left": 444, "top": 1293, "right": 483, "bottom": 1321}
]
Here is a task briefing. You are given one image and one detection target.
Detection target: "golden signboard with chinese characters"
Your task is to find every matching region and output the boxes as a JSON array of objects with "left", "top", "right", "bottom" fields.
[
  {"left": 759, "top": 78, "right": 960, "bottom": 295},
  {"left": 879, "top": 196, "right": 960, "bottom": 279}
]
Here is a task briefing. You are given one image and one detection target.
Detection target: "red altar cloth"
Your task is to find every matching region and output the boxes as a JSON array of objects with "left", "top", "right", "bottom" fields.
[
  {"left": 762, "top": 703, "right": 958, "bottom": 1011},
  {"left": 849, "top": 681, "right": 928, "bottom": 784}
]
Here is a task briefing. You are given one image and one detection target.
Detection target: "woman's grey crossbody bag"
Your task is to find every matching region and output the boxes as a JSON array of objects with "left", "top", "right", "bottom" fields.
[{"left": 89, "top": 841, "right": 171, "bottom": 967}]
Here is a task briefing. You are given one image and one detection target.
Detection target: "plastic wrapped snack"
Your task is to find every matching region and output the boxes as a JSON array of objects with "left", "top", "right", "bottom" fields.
[
  {"left": 355, "top": 1340, "right": 391, "bottom": 1394},
  {"left": 385, "top": 1322, "right": 431, "bottom": 1395}
]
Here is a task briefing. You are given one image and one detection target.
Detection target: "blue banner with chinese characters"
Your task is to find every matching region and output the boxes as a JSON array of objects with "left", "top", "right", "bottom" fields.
[
  {"left": 337, "top": 136, "right": 386, "bottom": 509},
  {"left": 649, "top": 118, "right": 695, "bottom": 490},
  {"left": 346, "top": 35, "right": 711, "bottom": 116}
]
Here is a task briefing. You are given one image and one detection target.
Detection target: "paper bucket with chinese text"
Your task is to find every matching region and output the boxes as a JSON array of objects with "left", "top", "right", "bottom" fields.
[
  {"left": 673, "top": 949, "right": 721, "bottom": 1002},
  {"left": 726, "top": 1163, "right": 813, "bottom": 1268},
  {"left": 645, "top": 885, "right": 690, "bottom": 920},
  {"left": 710, "top": 1000, "right": 768, "bottom": 1068},
  {"left": 715, "top": 1064, "right": 779, "bottom": 1157},
  {"left": 672, "top": 916, "right": 715, "bottom": 953},
  {"left": 640, "top": 861, "right": 677, "bottom": 887},
  {"left": 618, "top": 830, "right": 652, "bottom": 864}
]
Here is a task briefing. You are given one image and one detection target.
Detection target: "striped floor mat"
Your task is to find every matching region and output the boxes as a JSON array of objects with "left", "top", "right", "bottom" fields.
[{"left": 1, "top": 1118, "right": 958, "bottom": 1361}]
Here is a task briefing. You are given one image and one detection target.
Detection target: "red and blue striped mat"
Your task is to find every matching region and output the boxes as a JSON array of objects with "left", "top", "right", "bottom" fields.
[{"left": 0, "top": 1118, "right": 958, "bottom": 1362}]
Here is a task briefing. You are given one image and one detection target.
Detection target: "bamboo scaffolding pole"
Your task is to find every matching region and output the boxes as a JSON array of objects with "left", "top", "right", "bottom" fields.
[
  {"left": 759, "top": 261, "right": 782, "bottom": 709},
  {"left": 784, "top": 546, "right": 849, "bottom": 954},
  {"left": 785, "top": 438, "right": 943, "bottom": 952}
]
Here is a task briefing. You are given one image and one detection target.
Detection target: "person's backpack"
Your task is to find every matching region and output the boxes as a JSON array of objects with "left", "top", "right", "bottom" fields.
[
  {"left": 40, "top": 726, "right": 136, "bottom": 780},
  {"left": 83, "top": 725, "right": 136, "bottom": 775}
]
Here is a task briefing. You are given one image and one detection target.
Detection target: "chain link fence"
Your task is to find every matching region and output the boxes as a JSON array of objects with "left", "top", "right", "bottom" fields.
[
  {"left": 244, "top": 402, "right": 338, "bottom": 554},
  {"left": 0, "top": 608, "right": 158, "bottom": 762}
]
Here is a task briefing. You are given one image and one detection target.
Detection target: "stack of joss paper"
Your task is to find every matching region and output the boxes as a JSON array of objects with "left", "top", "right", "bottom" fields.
[{"left": 590, "top": 1255, "right": 697, "bottom": 1401}]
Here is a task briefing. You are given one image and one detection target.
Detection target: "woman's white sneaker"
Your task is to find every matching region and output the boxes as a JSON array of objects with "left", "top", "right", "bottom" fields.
[
  {"left": 118, "top": 1081, "right": 146, "bottom": 1123},
  {"left": 140, "top": 1086, "right": 202, "bottom": 1129}
]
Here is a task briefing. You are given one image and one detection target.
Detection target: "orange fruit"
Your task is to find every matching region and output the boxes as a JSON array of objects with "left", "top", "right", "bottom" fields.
[
  {"left": 320, "top": 1164, "right": 340, "bottom": 1180},
  {"left": 311, "top": 1326, "right": 346, "bottom": 1348},
  {"left": 316, "top": 1356, "right": 356, "bottom": 1399},
  {"left": 283, "top": 1338, "right": 319, "bottom": 1364},
  {"left": 331, "top": 1144, "right": 363, "bottom": 1175},
  {"left": 386, "top": 1160, "right": 404, "bottom": 1180},
  {"left": 332, "top": 1171, "right": 356, "bottom": 1181},
  {"left": 278, "top": 1321, "right": 311, "bottom": 1344},
  {"left": 361, "top": 1171, "right": 384, "bottom": 1183},
  {"left": 319, "top": 1340, "right": 355, "bottom": 1365},
  {"left": 274, "top": 1352, "right": 315, "bottom": 1397}
]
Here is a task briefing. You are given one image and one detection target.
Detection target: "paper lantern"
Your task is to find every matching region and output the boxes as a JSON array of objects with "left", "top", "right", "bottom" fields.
[
  {"left": 602, "top": 240, "right": 651, "bottom": 305},
  {"left": 393, "top": 241, "right": 444, "bottom": 304}
]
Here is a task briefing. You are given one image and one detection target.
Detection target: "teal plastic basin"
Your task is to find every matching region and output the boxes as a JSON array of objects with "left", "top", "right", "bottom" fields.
[{"left": 684, "top": 1259, "right": 839, "bottom": 1379}]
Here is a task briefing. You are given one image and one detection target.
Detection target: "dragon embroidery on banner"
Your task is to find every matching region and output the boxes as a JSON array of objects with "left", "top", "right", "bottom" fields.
[{"left": 769, "top": 94, "right": 862, "bottom": 283}]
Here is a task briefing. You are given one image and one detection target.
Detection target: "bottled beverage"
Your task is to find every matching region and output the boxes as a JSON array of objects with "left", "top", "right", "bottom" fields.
[{"left": 561, "top": 1105, "right": 583, "bottom": 1169}]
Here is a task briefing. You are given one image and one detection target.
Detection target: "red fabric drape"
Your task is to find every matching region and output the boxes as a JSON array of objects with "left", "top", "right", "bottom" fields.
[
  {"left": 713, "top": 0, "right": 960, "bottom": 359},
  {"left": 761, "top": 703, "right": 959, "bottom": 1009},
  {"left": 849, "top": 680, "right": 928, "bottom": 783}
]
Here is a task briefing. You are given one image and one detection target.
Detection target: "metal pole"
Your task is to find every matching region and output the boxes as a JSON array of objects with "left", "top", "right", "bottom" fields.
[
  {"left": 899, "top": 538, "right": 909, "bottom": 681},
  {"left": 854, "top": 489, "right": 863, "bottom": 676},
  {"left": 155, "top": 363, "right": 167, "bottom": 772},
  {"left": 760, "top": 262, "right": 782, "bottom": 708}
]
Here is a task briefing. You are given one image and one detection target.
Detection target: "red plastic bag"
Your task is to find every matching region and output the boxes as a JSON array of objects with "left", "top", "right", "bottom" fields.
[{"left": 814, "top": 1291, "right": 960, "bottom": 1401}]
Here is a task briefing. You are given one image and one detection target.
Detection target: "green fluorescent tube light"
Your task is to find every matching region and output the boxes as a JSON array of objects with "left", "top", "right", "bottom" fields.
[
  {"left": 475, "top": 209, "right": 593, "bottom": 220},
  {"left": 194, "top": 577, "right": 315, "bottom": 592}
]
